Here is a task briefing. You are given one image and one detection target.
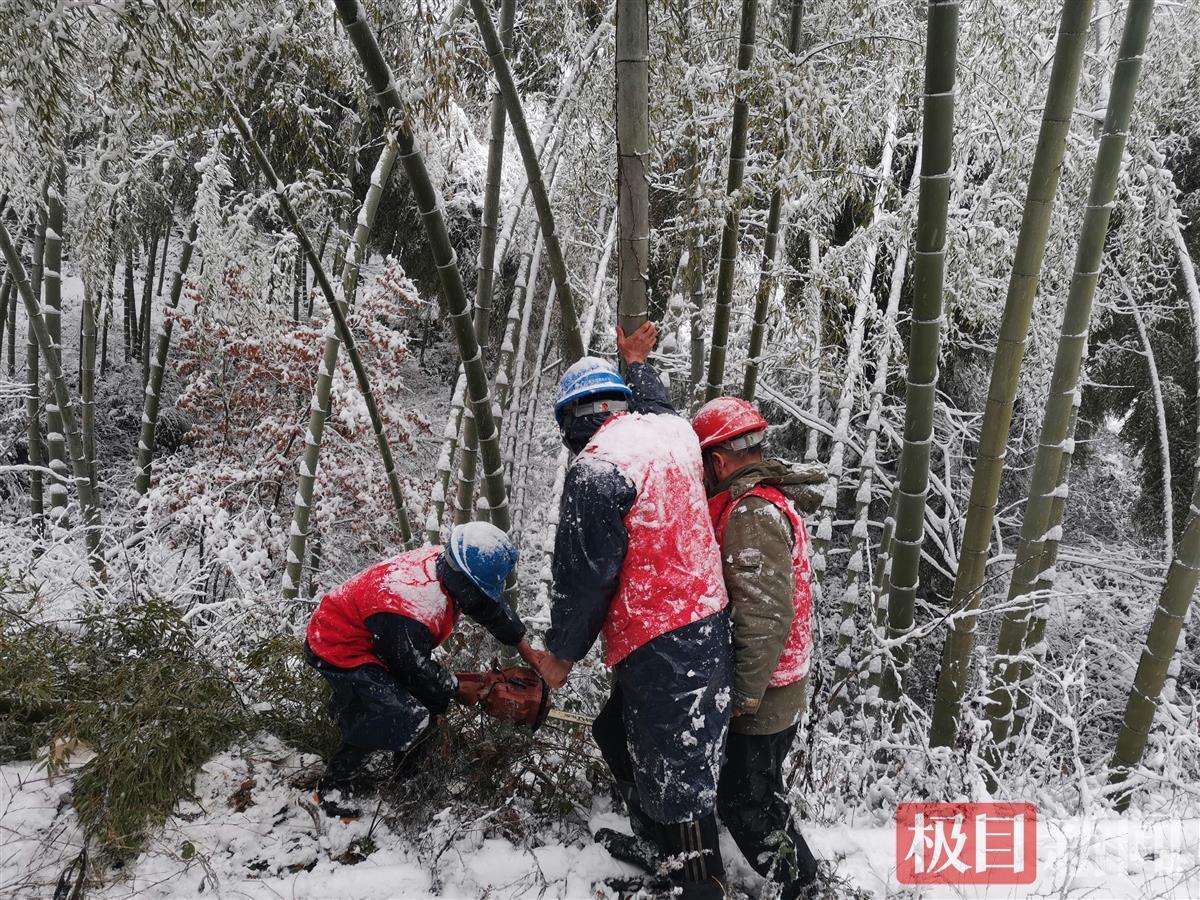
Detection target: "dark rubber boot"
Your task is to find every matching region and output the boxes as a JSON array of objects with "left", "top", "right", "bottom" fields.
[
  {"left": 658, "top": 814, "right": 726, "bottom": 898},
  {"left": 595, "top": 827, "right": 662, "bottom": 874},
  {"left": 314, "top": 742, "right": 370, "bottom": 820}
]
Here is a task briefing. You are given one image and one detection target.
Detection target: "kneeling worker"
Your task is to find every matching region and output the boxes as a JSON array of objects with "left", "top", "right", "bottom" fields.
[
  {"left": 304, "top": 521, "right": 545, "bottom": 817},
  {"left": 692, "top": 397, "right": 825, "bottom": 898}
]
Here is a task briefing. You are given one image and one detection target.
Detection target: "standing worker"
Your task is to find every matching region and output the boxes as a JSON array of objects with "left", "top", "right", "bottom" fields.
[
  {"left": 304, "top": 521, "right": 548, "bottom": 819},
  {"left": 533, "top": 322, "right": 733, "bottom": 900},
  {"left": 691, "top": 396, "right": 825, "bottom": 898}
]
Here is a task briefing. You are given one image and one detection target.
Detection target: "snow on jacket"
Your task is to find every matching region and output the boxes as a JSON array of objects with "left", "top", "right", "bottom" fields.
[
  {"left": 546, "top": 362, "right": 728, "bottom": 665},
  {"left": 307, "top": 546, "right": 459, "bottom": 671},
  {"left": 707, "top": 458, "right": 825, "bottom": 735}
]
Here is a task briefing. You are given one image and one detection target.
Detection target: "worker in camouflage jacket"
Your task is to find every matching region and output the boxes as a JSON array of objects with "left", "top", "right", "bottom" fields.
[
  {"left": 534, "top": 322, "right": 733, "bottom": 900},
  {"left": 692, "top": 396, "right": 825, "bottom": 898}
]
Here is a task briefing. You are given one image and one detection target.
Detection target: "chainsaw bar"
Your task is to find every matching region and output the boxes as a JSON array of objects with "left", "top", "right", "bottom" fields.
[{"left": 545, "top": 707, "right": 595, "bottom": 727}]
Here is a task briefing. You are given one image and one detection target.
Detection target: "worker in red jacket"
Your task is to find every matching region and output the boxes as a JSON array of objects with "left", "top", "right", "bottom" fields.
[
  {"left": 692, "top": 396, "right": 825, "bottom": 898},
  {"left": 535, "top": 323, "right": 733, "bottom": 900},
  {"left": 304, "top": 521, "right": 545, "bottom": 818}
]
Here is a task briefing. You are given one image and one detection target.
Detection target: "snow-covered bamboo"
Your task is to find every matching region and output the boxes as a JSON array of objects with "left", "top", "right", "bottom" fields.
[
  {"left": 704, "top": 0, "right": 758, "bottom": 400},
  {"left": 804, "top": 232, "right": 822, "bottom": 463},
  {"left": 1131, "top": 303, "right": 1173, "bottom": 554},
  {"left": 929, "top": 0, "right": 1094, "bottom": 747},
  {"left": 26, "top": 208, "right": 47, "bottom": 537},
  {"left": 280, "top": 133, "right": 402, "bottom": 597},
  {"left": 135, "top": 220, "right": 198, "bottom": 497},
  {"left": 470, "top": 0, "right": 583, "bottom": 363},
  {"left": 615, "top": 0, "right": 649, "bottom": 334},
  {"left": 226, "top": 99, "right": 417, "bottom": 560},
  {"left": 43, "top": 164, "right": 69, "bottom": 526},
  {"left": 879, "top": 0, "right": 959, "bottom": 707},
  {"left": 986, "top": 0, "right": 1156, "bottom": 744},
  {"left": 742, "top": 0, "right": 803, "bottom": 402},
  {"left": 0, "top": 217, "right": 104, "bottom": 577},
  {"left": 812, "top": 102, "right": 898, "bottom": 577},
  {"left": 334, "top": 0, "right": 511, "bottom": 531}
]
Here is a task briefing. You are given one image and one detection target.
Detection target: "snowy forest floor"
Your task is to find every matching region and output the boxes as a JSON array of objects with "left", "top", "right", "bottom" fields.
[
  {"left": 4, "top": 738, "right": 1199, "bottom": 899},
  {"left": 3, "top": 262, "right": 1199, "bottom": 899}
]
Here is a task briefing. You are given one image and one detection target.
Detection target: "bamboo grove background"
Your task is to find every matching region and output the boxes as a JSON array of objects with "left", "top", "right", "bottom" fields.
[{"left": 1, "top": 0, "right": 1199, "bottom": 865}]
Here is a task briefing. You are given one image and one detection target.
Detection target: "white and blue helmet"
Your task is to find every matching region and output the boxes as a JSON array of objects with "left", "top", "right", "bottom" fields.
[{"left": 554, "top": 356, "right": 633, "bottom": 426}]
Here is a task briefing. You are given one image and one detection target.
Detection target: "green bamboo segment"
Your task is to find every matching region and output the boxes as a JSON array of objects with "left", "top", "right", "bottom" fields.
[
  {"left": 334, "top": 0, "right": 510, "bottom": 531},
  {"left": 704, "top": 0, "right": 758, "bottom": 401},
  {"left": 80, "top": 286, "right": 98, "bottom": 495},
  {"left": 136, "top": 221, "right": 198, "bottom": 497},
  {"left": 470, "top": 0, "right": 583, "bottom": 362},
  {"left": 429, "top": 376, "right": 466, "bottom": 543},
  {"left": 1008, "top": 400, "right": 1078, "bottom": 739},
  {"left": 743, "top": 0, "right": 803, "bottom": 402},
  {"left": 226, "top": 99, "right": 416, "bottom": 557},
  {"left": 985, "top": 0, "right": 1156, "bottom": 744},
  {"left": 282, "top": 137, "right": 400, "bottom": 598},
  {"left": 879, "top": 0, "right": 959, "bottom": 706},
  {"left": 0, "top": 218, "right": 105, "bottom": 578},
  {"left": 43, "top": 162, "right": 70, "bottom": 525},
  {"left": 26, "top": 207, "right": 47, "bottom": 537},
  {"left": 927, "top": 0, "right": 1094, "bottom": 747},
  {"left": 615, "top": 0, "right": 650, "bottom": 334},
  {"left": 1109, "top": 475, "right": 1200, "bottom": 811}
]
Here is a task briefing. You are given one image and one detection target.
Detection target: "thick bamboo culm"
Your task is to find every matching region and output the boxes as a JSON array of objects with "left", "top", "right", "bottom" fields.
[
  {"left": 333, "top": 0, "right": 511, "bottom": 531},
  {"left": 985, "top": 0, "right": 1156, "bottom": 748},
  {"left": 879, "top": 0, "right": 959, "bottom": 708},
  {"left": 615, "top": 0, "right": 650, "bottom": 334},
  {"left": 928, "top": 0, "right": 1095, "bottom": 748}
]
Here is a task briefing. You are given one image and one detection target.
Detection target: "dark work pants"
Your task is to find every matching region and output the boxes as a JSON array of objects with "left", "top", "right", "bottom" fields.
[
  {"left": 306, "top": 648, "right": 430, "bottom": 788},
  {"left": 717, "top": 724, "right": 818, "bottom": 894}
]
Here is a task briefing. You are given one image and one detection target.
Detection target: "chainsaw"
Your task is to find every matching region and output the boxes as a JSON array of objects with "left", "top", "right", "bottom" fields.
[{"left": 455, "top": 667, "right": 594, "bottom": 730}]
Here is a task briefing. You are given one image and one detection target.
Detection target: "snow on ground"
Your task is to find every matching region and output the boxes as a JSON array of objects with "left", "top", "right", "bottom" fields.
[{"left": 3, "top": 737, "right": 1199, "bottom": 899}]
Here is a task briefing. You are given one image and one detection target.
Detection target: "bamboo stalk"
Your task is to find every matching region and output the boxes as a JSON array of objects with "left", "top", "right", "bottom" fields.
[
  {"left": 333, "top": 0, "right": 510, "bottom": 531},
  {"left": 156, "top": 216, "right": 171, "bottom": 296},
  {"left": 43, "top": 163, "right": 70, "bottom": 526},
  {"left": 880, "top": 0, "right": 959, "bottom": 708},
  {"left": 135, "top": 221, "right": 198, "bottom": 498},
  {"left": 986, "top": 0, "right": 1156, "bottom": 747},
  {"left": 139, "top": 225, "right": 158, "bottom": 385},
  {"left": 470, "top": 0, "right": 583, "bottom": 362},
  {"left": 281, "top": 130, "right": 399, "bottom": 599},
  {"left": 704, "top": 0, "right": 758, "bottom": 400},
  {"left": 226, "top": 98, "right": 416, "bottom": 553},
  {"left": 27, "top": 206, "right": 47, "bottom": 538},
  {"left": 743, "top": 0, "right": 803, "bottom": 402},
  {"left": 615, "top": 0, "right": 650, "bottom": 334},
  {"left": 0, "top": 218, "right": 105, "bottom": 578}
]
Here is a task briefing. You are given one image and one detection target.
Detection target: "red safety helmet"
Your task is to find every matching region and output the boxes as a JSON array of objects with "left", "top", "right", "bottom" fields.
[{"left": 691, "top": 396, "right": 768, "bottom": 451}]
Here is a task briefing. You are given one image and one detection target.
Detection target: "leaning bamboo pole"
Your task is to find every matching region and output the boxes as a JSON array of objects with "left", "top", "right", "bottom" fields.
[
  {"left": 1108, "top": 463, "right": 1200, "bottom": 811},
  {"left": 743, "top": 0, "right": 803, "bottom": 402},
  {"left": 0, "top": 216, "right": 104, "bottom": 578},
  {"left": 1131, "top": 303, "right": 1174, "bottom": 554},
  {"left": 615, "top": 0, "right": 650, "bottom": 334},
  {"left": 704, "top": 0, "right": 758, "bottom": 401},
  {"left": 451, "top": 0, "right": 518, "bottom": 529},
  {"left": 226, "top": 100, "right": 417, "bottom": 556},
  {"left": 135, "top": 220, "right": 198, "bottom": 497},
  {"left": 986, "top": 0, "right": 1156, "bottom": 745},
  {"left": 282, "top": 136, "right": 402, "bottom": 597},
  {"left": 928, "top": 0, "right": 1094, "bottom": 747},
  {"left": 334, "top": 0, "right": 511, "bottom": 531},
  {"left": 832, "top": 156, "right": 920, "bottom": 707},
  {"left": 470, "top": 0, "right": 583, "bottom": 361},
  {"left": 879, "top": 0, "right": 959, "bottom": 707}
]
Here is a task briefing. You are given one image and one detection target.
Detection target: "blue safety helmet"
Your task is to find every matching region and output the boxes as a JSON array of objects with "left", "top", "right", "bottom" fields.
[
  {"left": 446, "top": 522, "right": 518, "bottom": 601},
  {"left": 554, "top": 356, "right": 633, "bottom": 426}
]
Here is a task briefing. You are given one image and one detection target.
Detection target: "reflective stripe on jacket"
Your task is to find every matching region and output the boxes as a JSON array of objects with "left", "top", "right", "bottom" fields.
[
  {"left": 306, "top": 546, "right": 460, "bottom": 670},
  {"left": 579, "top": 411, "right": 729, "bottom": 666}
]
